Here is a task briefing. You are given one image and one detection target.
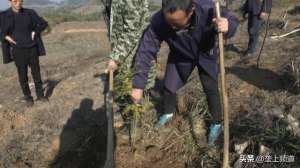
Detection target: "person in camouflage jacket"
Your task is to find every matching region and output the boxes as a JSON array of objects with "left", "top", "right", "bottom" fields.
[{"left": 104, "top": 0, "right": 156, "bottom": 90}]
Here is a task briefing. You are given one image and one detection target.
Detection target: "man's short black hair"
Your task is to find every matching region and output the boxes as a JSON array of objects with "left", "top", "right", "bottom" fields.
[{"left": 162, "top": 0, "right": 193, "bottom": 14}]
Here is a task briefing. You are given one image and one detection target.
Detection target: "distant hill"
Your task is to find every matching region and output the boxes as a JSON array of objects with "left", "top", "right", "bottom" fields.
[
  {"left": 63, "top": 0, "right": 159, "bottom": 6},
  {"left": 63, "top": 0, "right": 100, "bottom": 6},
  {"left": 24, "top": 0, "right": 54, "bottom": 6}
]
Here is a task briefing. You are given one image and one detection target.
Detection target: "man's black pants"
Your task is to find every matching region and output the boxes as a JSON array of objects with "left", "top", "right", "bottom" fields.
[
  {"left": 162, "top": 66, "right": 222, "bottom": 124},
  {"left": 12, "top": 46, "right": 44, "bottom": 99},
  {"left": 247, "top": 13, "right": 262, "bottom": 53}
]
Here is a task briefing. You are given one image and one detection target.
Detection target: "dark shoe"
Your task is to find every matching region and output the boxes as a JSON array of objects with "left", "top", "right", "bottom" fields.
[
  {"left": 240, "top": 51, "right": 256, "bottom": 64},
  {"left": 36, "top": 96, "right": 48, "bottom": 102},
  {"left": 225, "top": 43, "right": 240, "bottom": 53},
  {"left": 25, "top": 97, "right": 34, "bottom": 107}
]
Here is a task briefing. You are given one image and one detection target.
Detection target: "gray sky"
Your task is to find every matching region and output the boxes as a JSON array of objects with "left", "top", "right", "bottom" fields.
[
  {"left": 0, "top": 0, "right": 65, "bottom": 10},
  {"left": 0, "top": 1, "right": 9, "bottom": 10}
]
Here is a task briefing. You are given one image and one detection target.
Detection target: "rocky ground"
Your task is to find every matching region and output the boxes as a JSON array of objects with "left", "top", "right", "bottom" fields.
[{"left": 0, "top": 1, "right": 299, "bottom": 168}]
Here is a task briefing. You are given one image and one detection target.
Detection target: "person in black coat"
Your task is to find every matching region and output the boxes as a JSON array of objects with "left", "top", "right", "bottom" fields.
[
  {"left": 1, "top": 0, "right": 48, "bottom": 107},
  {"left": 0, "top": 11, "right": 5, "bottom": 44},
  {"left": 241, "top": 0, "right": 272, "bottom": 61}
]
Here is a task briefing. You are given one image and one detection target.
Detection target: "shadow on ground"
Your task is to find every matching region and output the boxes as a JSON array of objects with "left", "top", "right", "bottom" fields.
[
  {"left": 44, "top": 79, "right": 60, "bottom": 98},
  {"left": 50, "top": 98, "right": 108, "bottom": 168},
  {"left": 227, "top": 65, "right": 298, "bottom": 94}
]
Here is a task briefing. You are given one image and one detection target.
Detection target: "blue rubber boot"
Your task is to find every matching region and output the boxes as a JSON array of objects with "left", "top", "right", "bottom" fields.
[
  {"left": 155, "top": 113, "right": 174, "bottom": 128},
  {"left": 208, "top": 124, "right": 222, "bottom": 147}
]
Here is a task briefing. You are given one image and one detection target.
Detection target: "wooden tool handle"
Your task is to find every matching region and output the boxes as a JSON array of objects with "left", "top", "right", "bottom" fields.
[
  {"left": 215, "top": 0, "right": 221, "bottom": 18},
  {"left": 215, "top": 1, "right": 230, "bottom": 168},
  {"left": 109, "top": 70, "right": 114, "bottom": 92}
]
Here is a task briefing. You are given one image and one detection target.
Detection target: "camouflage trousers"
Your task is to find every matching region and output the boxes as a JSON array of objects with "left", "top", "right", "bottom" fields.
[{"left": 109, "top": 0, "right": 156, "bottom": 89}]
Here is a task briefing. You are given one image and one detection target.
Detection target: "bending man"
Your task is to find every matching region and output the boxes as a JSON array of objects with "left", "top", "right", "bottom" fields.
[{"left": 131, "top": 0, "right": 239, "bottom": 146}]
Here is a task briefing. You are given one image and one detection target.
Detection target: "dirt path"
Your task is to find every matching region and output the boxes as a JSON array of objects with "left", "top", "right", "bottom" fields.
[{"left": 64, "top": 28, "right": 107, "bottom": 33}]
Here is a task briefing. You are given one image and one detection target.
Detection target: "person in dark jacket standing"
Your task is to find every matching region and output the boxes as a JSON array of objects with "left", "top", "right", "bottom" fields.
[
  {"left": 130, "top": 0, "right": 239, "bottom": 146},
  {"left": 0, "top": 11, "right": 5, "bottom": 40},
  {"left": 242, "top": 0, "right": 272, "bottom": 60},
  {"left": 1, "top": 0, "right": 48, "bottom": 107}
]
